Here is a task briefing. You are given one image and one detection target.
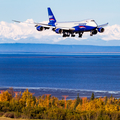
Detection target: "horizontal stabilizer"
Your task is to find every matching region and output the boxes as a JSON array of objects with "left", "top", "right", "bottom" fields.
[
  {"left": 12, "top": 20, "right": 34, "bottom": 24},
  {"left": 12, "top": 20, "right": 21, "bottom": 23},
  {"left": 12, "top": 20, "right": 52, "bottom": 28}
]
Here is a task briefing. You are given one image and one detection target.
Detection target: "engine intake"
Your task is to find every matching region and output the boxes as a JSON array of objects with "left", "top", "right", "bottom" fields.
[
  {"left": 55, "top": 28, "right": 63, "bottom": 34},
  {"left": 36, "top": 26, "right": 44, "bottom": 31},
  {"left": 98, "top": 27, "right": 104, "bottom": 33}
]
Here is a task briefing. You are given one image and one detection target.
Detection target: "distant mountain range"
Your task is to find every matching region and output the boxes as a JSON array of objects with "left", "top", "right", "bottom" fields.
[
  {"left": 1, "top": 43, "right": 120, "bottom": 53},
  {"left": 0, "top": 20, "right": 120, "bottom": 46}
]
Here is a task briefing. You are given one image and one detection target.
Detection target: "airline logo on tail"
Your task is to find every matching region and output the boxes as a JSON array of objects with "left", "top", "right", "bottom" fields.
[
  {"left": 49, "top": 15, "right": 53, "bottom": 18},
  {"left": 49, "top": 16, "right": 55, "bottom": 21}
]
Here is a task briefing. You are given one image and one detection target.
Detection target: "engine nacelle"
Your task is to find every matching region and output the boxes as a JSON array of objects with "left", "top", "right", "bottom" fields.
[
  {"left": 55, "top": 28, "right": 63, "bottom": 34},
  {"left": 92, "top": 29, "right": 98, "bottom": 35},
  {"left": 98, "top": 27, "right": 104, "bottom": 33},
  {"left": 36, "top": 26, "right": 44, "bottom": 31}
]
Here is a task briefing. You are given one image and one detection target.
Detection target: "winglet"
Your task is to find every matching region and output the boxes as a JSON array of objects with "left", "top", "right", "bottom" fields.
[{"left": 48, "top": 7, "right": 56, "bottom": 26}]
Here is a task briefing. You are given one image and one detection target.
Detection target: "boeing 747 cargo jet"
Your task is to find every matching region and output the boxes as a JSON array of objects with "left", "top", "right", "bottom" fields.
[{"left": 13, "top": 7, "right": 108, "bottom": 38}]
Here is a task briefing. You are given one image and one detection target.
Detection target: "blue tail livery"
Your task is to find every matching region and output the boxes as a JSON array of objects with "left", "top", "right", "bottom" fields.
[{"left": 48, "top": 7, "right": 56, "bottom": 26}]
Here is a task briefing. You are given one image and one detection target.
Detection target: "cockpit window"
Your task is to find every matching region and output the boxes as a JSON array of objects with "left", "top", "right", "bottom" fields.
[{"left": 91, "top": 20, "right": 95, "bottom": 22}]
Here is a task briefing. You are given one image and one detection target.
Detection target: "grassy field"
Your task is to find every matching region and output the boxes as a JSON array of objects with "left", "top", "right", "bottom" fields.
[
  {"left": 0, "top": 117, "right": 26, "bottom": 120},
  {"left": 0, "top": 117, "right": 47, "bottom": 120}
]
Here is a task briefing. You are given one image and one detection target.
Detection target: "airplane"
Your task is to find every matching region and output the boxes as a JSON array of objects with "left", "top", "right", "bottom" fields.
[{"left": 13, "top": 7, "right": 108, "bottom": 38}]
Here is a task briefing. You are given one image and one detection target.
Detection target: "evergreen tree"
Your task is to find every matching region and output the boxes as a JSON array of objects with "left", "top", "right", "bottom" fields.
[
  {"left": 74, "top": 93, "right": 80, "bottom": 110},
  {"left": 91, "top": 92, "right": 95, "bottom": 100},
  {"left": 105, "top": 96, "right": 108, "bottom": 105},
  {"left": 110, "top": 94, "right": 113, "bottom": 98}
]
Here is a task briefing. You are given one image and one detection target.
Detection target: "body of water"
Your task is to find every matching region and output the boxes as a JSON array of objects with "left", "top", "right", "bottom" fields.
[{"left": 0, "top": 54, "right": 120, "bottom": 99}]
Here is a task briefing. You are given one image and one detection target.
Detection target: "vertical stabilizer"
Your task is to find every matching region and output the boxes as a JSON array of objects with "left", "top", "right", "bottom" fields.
[{"left": 48, "top": 7, "right": 56, "bottom": 26}]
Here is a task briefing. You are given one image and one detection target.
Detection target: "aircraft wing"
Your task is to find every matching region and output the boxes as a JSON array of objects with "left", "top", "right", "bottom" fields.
[
  {"left": 59, "top": 27, "right": 75, "bottom": 31},
  {"left": 12, "top": 20, "right": 52, "bottom": 28},
  {"left": 98, "top": 23, "right": 108, "bottom": 28},
  {"left": 34, "top": 22, "right": 54, "bottom": 28},
  {"left": 12, "top": 20, "right": 75, "bottom": 31},
  {"left": 32, "top": 23, "right": 75, "bottom": 31}
]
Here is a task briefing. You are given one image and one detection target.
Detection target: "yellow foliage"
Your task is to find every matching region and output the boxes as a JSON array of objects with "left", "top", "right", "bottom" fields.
[
  {"left": 0, "top": 91, "right": 12, "bottom": 102},
  {"left": 68, "top": 99, "right": 76, "bottom": 110},
  {"left": 105, "top": 104, "right": 119, "bottom": 112},
  {"left": 76, "top": 103, "right": 82, "bottom": 111},
  {"left": 19, "top": 89, "right": 34, "bottom": 107},
  {"left": 1, "top": 89, "right": 120, "bottom": 115},
  {"left": 76, "top": 99, "right": 105, "bottom": 112}
]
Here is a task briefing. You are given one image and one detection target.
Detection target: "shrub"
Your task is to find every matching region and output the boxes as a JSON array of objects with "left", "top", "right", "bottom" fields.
[
  {"left": 21, "top": 114, "right": 30, "bottom": 119},
  {"left": 14, "top": 112, "right": 21, "bottom": 118},
  {"left": 0, "top": 112, "right": 4, "bottom": 117},
  {"left": 4, "top": 112, "right": 9, "bottom": 117},
  {"left": 7, "top": 112, "right": 14, "bottom": 118},
  {"left": 2, "top": 107, "right": 10, "bottom": 112},
  {"left": 4, "top": 112, "right": 14, "bottom": 118}
]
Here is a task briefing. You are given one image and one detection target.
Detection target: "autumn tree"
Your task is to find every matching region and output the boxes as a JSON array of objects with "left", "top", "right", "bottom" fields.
[
  {"left": 19, "top": 89, "right": 34, "bottom": 108},
  {"left": 0, "top": 91, "right": 12, "bottom": 102}
]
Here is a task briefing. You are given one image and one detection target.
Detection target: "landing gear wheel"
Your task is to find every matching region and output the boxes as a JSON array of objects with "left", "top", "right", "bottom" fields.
[
  {"left": 79, "top": 33, "right": 82, "bottom": 38},
  {"left": 71, "top": 34, "right": 75, "bottom": 37},
  {"left": 90, "top": 33, "right": 93, "bottom": 36},
  {"left": 63, "top": 34, "right": 66, "bottom": 37}
]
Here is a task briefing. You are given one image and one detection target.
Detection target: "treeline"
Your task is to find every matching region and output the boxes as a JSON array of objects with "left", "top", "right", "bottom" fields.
[{"left": 0, "top": 88, "right": 120, "bottom": 120}]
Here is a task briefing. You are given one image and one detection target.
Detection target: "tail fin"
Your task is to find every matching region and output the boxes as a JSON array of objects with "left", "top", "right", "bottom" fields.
[{"left": 48, "top": 7, "right": 56, "bottom": 26}]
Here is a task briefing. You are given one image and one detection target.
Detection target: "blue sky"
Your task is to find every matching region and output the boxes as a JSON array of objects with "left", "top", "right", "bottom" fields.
[{"left": 0, "top": 0, "right": 120, "bottom": 25}]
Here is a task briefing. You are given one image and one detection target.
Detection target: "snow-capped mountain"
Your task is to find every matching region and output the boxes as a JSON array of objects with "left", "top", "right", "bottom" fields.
[{"left": 0, "top": 19, "right": 120, "bottom": 45}]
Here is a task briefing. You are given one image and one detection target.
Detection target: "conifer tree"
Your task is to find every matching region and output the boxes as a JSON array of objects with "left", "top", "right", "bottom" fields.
[
  {"left": 74, "top": 93, "right": 80, "bottom": 110},
  {"left": 91, "top": 93, "right": 95, "bottom": 100}
]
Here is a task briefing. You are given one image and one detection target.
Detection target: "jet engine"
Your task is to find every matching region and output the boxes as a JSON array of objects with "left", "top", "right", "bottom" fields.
[
  {"left": 98, "top": 27, "right": 104, "bottom": 33},
  {"left": 55, "top": 28, "right": 63, "bottom": 34},
  {"left": 36, "top": 26, "right": 44, "bottom": 31},
  {"left": 92, "top": 29, "right": 98, "bottom": 35}
]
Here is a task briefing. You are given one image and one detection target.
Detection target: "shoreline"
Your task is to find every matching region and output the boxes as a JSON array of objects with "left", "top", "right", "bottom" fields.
[{"left": 0, "top": 87, "right": 120, "bottom": 99}]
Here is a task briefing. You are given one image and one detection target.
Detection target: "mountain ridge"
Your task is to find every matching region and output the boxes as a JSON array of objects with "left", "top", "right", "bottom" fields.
[{"left": 1, "top": 43, "right": 120, "bottom": 53}]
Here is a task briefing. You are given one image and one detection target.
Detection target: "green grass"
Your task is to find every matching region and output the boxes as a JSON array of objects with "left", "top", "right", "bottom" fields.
[{"left": 0, "top": 117, "right": 48, "bottom": 120}]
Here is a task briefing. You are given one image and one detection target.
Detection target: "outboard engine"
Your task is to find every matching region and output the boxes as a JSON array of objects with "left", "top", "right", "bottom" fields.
[
  {"left": 98, "top": 27, "right": 104, "bottom": 33},
  {"left": 36, "top": 26, "right": 44, "bottom": 31},
  {"left": 55, "top": 28, "right": 63, "bottom": 34}
]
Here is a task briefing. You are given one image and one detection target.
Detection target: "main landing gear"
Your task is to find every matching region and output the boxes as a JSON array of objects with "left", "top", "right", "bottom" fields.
[
  {"left": 62, "top": 32, "right": 83, "bottom": 38},
  {"left": 71, "top": 34, "right": 75, "bottom": 37},
  {"left": 90, "top": 32, "right": 93, "bottom": 36},
  {"left": 78, "top": 32, "right": 83, "bottom": 38},
  {"left": 63, "top": 33, "right": 70, "bottom": 37},
  {"left": 62, "top": 32, "right": 70, "bottom": 37}
]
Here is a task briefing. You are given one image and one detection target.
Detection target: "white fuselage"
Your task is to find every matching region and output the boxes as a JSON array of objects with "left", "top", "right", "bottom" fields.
[{"left": 55, "top": 19, "right": 98, "bottom": 29}]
